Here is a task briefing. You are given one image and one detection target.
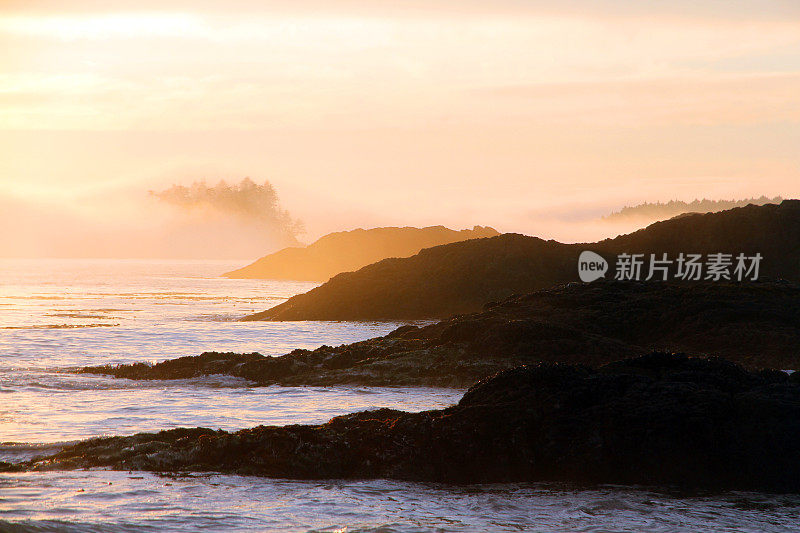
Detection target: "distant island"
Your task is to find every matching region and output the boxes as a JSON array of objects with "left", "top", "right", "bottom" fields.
[
  {"left": 245, "top": 199, "right": 800, "bottom": 321},
  {"left": 604, "top": 196, "right": 782, "bottom": 221},
  {"left": 224, "top": 225, "right": 499, "bottom": 281}
]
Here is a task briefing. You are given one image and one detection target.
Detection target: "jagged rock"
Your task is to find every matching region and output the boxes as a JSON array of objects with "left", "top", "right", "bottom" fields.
[
  {"left": 16, "top": 353, "right": 800, "bottom": 492},
  {"left": 81, "top": 281, "right": 800, "bottom": 387}
]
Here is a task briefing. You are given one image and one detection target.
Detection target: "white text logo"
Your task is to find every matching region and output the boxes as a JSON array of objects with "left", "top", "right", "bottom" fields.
[{"left": 578, "top": 251, "right": 609, "bottom": 282}]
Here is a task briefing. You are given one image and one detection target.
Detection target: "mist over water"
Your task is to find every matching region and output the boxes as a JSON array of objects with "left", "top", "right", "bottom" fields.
[
  {"left": 3, "top": 169, "right": 783, "bottom": 262},
  {"left": 0, "top": 178, "right": 303, "bottom": 260}
]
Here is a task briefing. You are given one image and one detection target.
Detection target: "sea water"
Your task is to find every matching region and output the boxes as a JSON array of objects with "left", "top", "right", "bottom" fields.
[{"left": 0, "top": 259, "right": 798, "bottom": 532}]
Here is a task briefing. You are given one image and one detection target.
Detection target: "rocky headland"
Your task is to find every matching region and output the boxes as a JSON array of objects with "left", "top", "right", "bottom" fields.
[
  {"left": 224, "top": 225, "right": 498, "bottom": 281},
  {"left": 12, "top": 353, "right": 800, "bottom": 492},
  {"left": 80, "top": 280, "right": 800, "bottom": 387},
  {"left": 246, "top": 200, "right": 800, "bottom": 321}
]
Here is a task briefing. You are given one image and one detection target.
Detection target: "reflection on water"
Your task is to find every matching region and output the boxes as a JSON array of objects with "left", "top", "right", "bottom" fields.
[
  {"left": 0, "top": 259, "right": 446, "bottom": 447},
  {"left": 0, "top": 258, "right": 409, "bottom": 370},
  {"left": 0, "top": 375, "right": 462, "bottom": 446}
]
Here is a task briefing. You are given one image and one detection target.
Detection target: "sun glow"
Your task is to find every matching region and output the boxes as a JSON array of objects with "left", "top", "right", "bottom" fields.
[
  {"left": 0, "top": 2, "right": 799, "bottom": 252},
  {"left": 0, "top": 13, "right": 201, "bottom": 40}
]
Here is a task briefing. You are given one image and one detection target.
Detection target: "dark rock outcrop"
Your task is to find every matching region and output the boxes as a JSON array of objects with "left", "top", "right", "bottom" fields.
[
  {"left": 81, "top": 281, "right": 800, "bottom": 387},
  {"left": 17, "top": 353, "right": 800, "bottom": 492},
  {"left": 224, "top": 225, "right": 499, "bottom": 281},
  {"left": 244, "top": 233, "right": 574, "bottom": 320},
  {"left": 421, "top": 279, "right": 800, "bottom": 370},
  {"left": 247, "top": 200, "right": 800, "bottom": 321}
]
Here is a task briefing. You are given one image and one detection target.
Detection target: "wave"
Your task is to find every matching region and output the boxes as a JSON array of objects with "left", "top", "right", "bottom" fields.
[
  {"left": 0, "top": 520, "right": 155, "bottom": 533},
  {"left": 45, "top": 313, "right": 121, "bottom": 320},
  {"left": 1, "top": 292, "right": 263, "bottom": 302},
  {"left": 1, "top": 324, "right": 119, "bottom": 330},
  {"left": 0, "top": 441, "right": 70, "bottom": 463},
  {"left": 183, "top": 313, "right": 242, "bottom": 322},
  {"left": 3, "top": 372, "right": 255, "bottom": 391}
]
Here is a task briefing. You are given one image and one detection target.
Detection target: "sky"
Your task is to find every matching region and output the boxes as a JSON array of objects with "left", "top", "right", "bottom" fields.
[{"left": 1, "top": 0, "right": 799, "bottom": 257}]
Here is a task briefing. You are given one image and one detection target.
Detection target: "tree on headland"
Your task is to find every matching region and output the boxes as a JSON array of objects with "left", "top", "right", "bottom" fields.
[
  {"left": 604, "top": 196, "right": 783, "bottom": 221},
  {"left": 150, "top": 177, "right": 304, "bottom": 247}
]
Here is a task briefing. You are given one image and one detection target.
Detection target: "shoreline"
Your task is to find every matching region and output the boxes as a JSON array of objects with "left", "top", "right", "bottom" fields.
[
  {"left": 10, "top": 352, "right": 800, "bottom": 493},
  {"left": 80, "top": 280, "right": 800, "bottom": 389}
]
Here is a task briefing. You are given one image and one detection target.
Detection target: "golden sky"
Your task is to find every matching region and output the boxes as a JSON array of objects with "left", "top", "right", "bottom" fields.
[{"left": 1, "top": 0, "right": 799, "bottom": 251}]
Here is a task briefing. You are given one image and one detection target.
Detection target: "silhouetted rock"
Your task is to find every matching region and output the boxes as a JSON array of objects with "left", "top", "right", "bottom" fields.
[
  {"left": 81, "top": 281, "right": 800, "bottom": 387},
  {"left": 16, "top": 353, "right": 800, "bottom": 492},
  {"left": 246, "top": 200, "right": 800, "bottom": 320},
  {"left": 224, "top": 225, "right": 499, "bottom": 281}
]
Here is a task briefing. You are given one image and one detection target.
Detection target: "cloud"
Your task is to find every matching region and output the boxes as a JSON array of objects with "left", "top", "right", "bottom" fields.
[
  {"left": 1, "top": 12, "right": 799, "bottom": 131},
  {"left": 4, "top": 1, "right": 800, "bottom": 21},
  {"left": 0, "top": 2, "right": 797, "bottom": 242},
  {"left": 479, "top": 73, "right": 800, "bottom": 127}
]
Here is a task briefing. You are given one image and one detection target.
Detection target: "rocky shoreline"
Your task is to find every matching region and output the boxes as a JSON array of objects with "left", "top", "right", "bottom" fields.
[
  {"left": 11, "top": 353, "right": 800, "bottom": 492},
  {"left": 80, "top": 281, "right": 800, "bottom": 388}
]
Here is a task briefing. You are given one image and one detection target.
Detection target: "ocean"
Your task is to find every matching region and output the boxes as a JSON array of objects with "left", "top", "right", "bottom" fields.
[{"left": 1, "top": 259, "right": 798, "bottom": 532}]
